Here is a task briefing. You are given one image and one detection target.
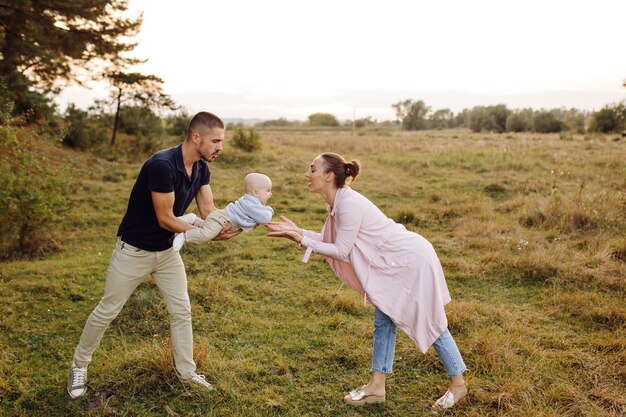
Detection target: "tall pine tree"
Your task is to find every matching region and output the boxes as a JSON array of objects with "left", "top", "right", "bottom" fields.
[{"left": 0, "top": 0, "right": 142, "bottom": 121}]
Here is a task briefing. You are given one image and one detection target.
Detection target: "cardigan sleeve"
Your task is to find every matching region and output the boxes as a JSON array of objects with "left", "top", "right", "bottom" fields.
[
  {"left": 301, "top": 202, "right": 363, "bottom": 261},
  {"left": 302, "top": 229, "right": 322, "bottom": 241}
]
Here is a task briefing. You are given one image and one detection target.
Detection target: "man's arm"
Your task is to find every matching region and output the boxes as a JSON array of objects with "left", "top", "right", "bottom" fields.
[
  {"left": 195, "top": 184, "right": 216, "bottom": 220},
  {"left": 152, "top": 191, "right": 195, "bottom": 233}
]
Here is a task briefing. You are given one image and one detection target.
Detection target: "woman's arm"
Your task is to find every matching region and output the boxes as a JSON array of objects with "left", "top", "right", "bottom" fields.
[
  {"left": 303, "top": 229, "right": 322, "bottom": 241},
  {"left": 301, "top": 204, "right": 363, "bottom": 261},
  {"left": 266, "top": 216, "right": 304, "bottom": 240}
]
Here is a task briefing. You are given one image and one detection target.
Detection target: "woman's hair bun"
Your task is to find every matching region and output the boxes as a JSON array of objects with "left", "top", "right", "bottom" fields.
[{"left": 346, "top": 160, "right": 360, "bottom": 178}]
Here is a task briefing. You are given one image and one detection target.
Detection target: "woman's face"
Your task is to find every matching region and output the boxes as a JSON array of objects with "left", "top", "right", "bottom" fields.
[{"left": 305, "top": 156, "right": 329, "bottom": 194}]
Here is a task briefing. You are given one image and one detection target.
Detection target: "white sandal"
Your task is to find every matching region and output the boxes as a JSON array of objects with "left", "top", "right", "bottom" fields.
[
  {"left": 432, "top": 388, "right": 467, "bottom": 410},
  {"left": 343, "top": 386, "right": 386, "bottom": 405}
]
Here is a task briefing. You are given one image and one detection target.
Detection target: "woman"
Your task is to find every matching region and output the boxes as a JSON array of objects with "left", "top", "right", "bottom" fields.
[{"left": 266, "top": 153, "right": 468, "bottom": 410}]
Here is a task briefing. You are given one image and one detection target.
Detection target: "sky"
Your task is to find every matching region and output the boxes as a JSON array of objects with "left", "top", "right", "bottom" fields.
[{"left": 56, "top": 0, "right": 626, "bottom": 121}]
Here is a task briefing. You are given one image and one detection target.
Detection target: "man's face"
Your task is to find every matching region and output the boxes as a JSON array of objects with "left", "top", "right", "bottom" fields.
[{"left": 195, "top": 127, "right": 224, "bottom": 162}]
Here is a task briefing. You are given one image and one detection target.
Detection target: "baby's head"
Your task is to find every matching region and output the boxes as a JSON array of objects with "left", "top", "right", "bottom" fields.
[{"left": 244, "top": 173, "right": 272, "bottom": 205}]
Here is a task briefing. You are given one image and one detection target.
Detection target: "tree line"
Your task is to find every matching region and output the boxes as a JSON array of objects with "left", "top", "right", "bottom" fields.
[
  {"left": 390, "top": 98, "right": 625, "bottom": 134},
  {"left": 255, "top": 97, "right": 626, "bottom": 134},
  {"left": 1, "top": 0, "right": 624, "bottom": 141}
]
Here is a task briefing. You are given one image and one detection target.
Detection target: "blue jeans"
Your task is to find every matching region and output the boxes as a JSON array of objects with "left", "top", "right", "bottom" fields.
[{"left": 371, "top": 307, "right": 467, "bottom": 377}]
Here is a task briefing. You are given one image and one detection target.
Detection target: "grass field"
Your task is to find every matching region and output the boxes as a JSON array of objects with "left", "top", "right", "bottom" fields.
[{"left": 0, "top": 129, "right": 624, "bottom": 416}]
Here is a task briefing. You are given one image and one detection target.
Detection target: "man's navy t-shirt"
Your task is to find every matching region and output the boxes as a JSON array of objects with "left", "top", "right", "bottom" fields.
[{"left": 117, "top": 144, "right": 211, "bottom": 251}]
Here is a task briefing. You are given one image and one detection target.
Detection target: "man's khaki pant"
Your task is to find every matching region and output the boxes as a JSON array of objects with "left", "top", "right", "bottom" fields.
[{"left": 73, "top": 238, "right": 196, "bottom": 379}]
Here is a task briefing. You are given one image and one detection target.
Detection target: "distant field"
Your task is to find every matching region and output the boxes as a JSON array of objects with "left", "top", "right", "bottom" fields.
[{"left": 0, "top": 129, "right": 624, "bottom": 416}]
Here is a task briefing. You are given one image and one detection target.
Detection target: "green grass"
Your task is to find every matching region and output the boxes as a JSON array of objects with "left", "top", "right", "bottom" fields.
[{"left": 0, "top": 130, "right": 624, "bottom": 416}]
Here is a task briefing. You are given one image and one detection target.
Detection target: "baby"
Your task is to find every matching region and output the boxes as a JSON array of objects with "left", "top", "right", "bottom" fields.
[{"left": 173, "top": 173, "right": 274, "bottom": 251}]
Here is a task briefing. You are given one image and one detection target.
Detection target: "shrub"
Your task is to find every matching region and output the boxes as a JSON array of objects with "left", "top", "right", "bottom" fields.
[
  {"left": 588, "top": 103, "right": 625, "bottom": 133},
  {"left": 256, "top": 118, "right": 299, "bottom": 128},
  {"left": 164, "top": 110, "right": 190, "bottom": 137},
  {"left": 505, "top": 109, "right": 533, "bottom": 132},
  {"left": 61, "top": 104, "right": 93, "bottom": 148},
  {"left": 558, "top": 108, "right": 587, "bottom": 133},
  {"left": 231, "top": 127, "right": 262, "bottom": 152},
  {"left": 0, "top": 126, "right": 74, "bottom": 256},
  {"left": 119, "top": 106, "right": 163, "bottom": 138},
  {"left": 0, "top": 78, "right": 15, "bottom": 125},
  {"left": 307, "top": 112, "right": 339, "bottom": 127},
  {"left": 468, "top": 105, "right": 509, "bottom": 133},
  {"left": 533, "top": 110, "right": 563, "bottom": 133},
  {"left": 392, "top": 99, "right": 430, "bottom": 130},
  {"left": 429, "top": 109, "right": 453, "bottom": 129}
]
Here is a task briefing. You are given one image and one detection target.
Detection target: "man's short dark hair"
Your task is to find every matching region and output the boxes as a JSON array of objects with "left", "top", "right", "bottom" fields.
[{"left": 187, "top": 112, "right": 224, "bottom": 137}]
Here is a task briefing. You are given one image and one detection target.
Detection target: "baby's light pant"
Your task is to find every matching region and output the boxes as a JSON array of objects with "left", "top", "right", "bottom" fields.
[{"left": 184, "top": 209, "right": 241, "bottom": 244}]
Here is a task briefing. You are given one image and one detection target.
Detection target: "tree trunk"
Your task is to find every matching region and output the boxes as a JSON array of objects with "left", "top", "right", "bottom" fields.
[
  {"left": 110, "top": 87, "right": 123, "bottom": 145},
  {"left": 19, "top": 222, "right": 28, "bottom": 253}
]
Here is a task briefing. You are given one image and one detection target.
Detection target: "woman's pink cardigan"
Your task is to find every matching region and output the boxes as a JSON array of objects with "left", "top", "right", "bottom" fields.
[{"left": 300, "top": 187, "right": 451, "bottom": 353}]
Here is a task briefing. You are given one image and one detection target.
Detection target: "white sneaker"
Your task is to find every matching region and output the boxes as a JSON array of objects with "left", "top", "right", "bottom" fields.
[
  {"left": 67, "top": 363, "right": 88, "bottom": 399},
  {"left": 182, "top": 372, "right": 214, "bottom": 392},
  {"left": 172, "top": 233, "right": 186, "bottom": 252},
  {"left": 179, "top": 213, "right": 198, "bottom": 224}
]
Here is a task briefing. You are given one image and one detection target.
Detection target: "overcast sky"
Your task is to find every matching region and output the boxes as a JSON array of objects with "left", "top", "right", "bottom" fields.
[{"left": 56, "top": 0, "right": 626, "bottom": 121}]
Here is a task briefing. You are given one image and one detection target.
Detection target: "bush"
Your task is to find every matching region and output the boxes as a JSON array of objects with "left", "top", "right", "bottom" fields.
[
  {"left": 307, "top": 112, "right": 339, "bottom": 127},
  {"left": 165, "top": 110, "right": 190, "bottom": 137},
  {"left": 119, "top": 106, "right": 163, "bottom": 138},
  {"left": 558, "top": 108, "right": 587, "bottom": 133},
  {"left": 533, "top": 110, "right": 563, "bottom": 133},
  {"left": 588, "top": 103, "right": 625, "bottom": 133},
  {"left": 61, "top": 104, "right": 93, "bottom": 149},
  {"left": 505, "top": 109, "right": 533, "bottom": 132},
  {"left": 0, "top": 78, "right": 15, "bottom": 125},
  {"left": 0, "top": 126, "right": 74, "bottom": 256},
  {"left": 231, "top": 127, "right": 262, "bottom": 152},
  {"left": 392, "top": 99, "right": 430, "bottom": 130},
  {"left": 468, "top": 105, "right": 509, "bottom": 133},
  {"left": 1, "top": 73, "right": 53, "bottom": 124},
  {"left": 256, "top": 118, "right": 299, "bottom": 128}
]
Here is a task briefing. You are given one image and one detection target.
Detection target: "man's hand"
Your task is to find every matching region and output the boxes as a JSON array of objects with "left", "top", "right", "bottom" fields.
[{"left": 212, "top": 223, "right": 242, "bottom": 241}]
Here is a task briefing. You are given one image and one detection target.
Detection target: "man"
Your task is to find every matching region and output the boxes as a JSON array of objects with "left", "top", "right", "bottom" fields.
[{"left": 67, "top": 111, "right": 237, "bottom": 398}]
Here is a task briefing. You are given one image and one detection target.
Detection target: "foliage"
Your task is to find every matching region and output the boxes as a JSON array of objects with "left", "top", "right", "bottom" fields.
[
  {"left": 554, "top": 108, "right": 587, "bottom": 134},
  {"left": 0, "top": 78, "right": 14, "bottom": 125},
  {"left": 533, "top": 110, "right": 563, "bottom": 133},
  {"left": 165, "top": 110, "right": 191, "bottom": 137},
  {"left": 392, "top": 99, "right": 431, "bottom": 130},
  {"left": 307, "top": 112, "right": 339, "bottom": 127},
  {"left": 468, "top": 104, "right": 510, "bottom": 133},
  {"left": 61, "top": 104, "right": 92, "bottom": 149},
  {"left": 588, "top": 102, "right": 626, "bottom": 133},
  {"left": 0, "top": 74, "right": 53, "bottom": 124},
  {"left": 118, "top": 106, "right": 163, "bottom": 138},
  {"left": 0, "top": 0, "right": 142, "bottom": 120},
  {"left": 429, "top": 108, "right": 453, "bottom": 129},
  {"left": 107, "top": 72, "right": 177, "bottom": 145},
  {"left": 505, "top": 109, "right": 533, "bottom": 132},
  {"left": 256, "top": 118, "right": 300, "bottom": 127},
  {"left": 0, "top": 126, "right": 74, "bottom": 256},
  {"left": 353, "top": 116, "right": 376, "bottom": 128},
  {"left": 231, "top": 127, "right": 262, "bottom": 152},
  {"left": 451, "top": 108, "right": 470, "bottom": 128},
  {"left": 119, "top": 106, "right": 165, "bottom": 157}
]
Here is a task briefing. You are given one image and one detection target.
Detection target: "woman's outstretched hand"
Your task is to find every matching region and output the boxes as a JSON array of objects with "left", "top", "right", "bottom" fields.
[{"left": 266, "top": 215, "right": 303, "bottom": 243}]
